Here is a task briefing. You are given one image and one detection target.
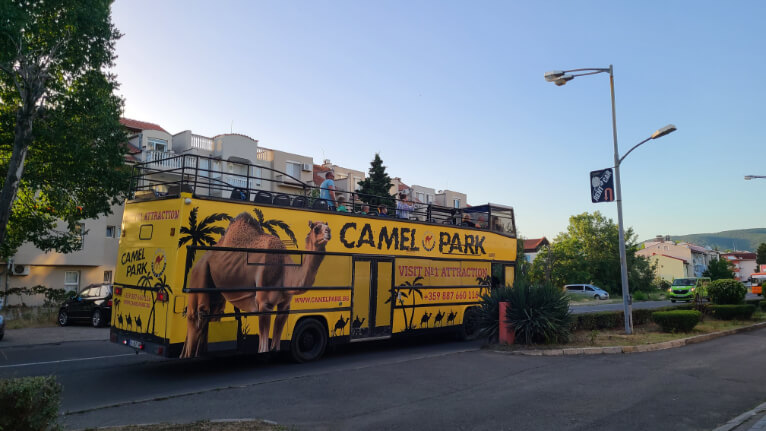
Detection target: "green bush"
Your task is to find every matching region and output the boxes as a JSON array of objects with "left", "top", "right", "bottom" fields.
[
  {"left": 708, "top": 279, "right": 746, "bottom": 305},
  {"left": 652, "top": 310, "right": 701, "bottom": 333},
  {"left": 0, "top": 376, "right": 61, "bottom": 431},
  {"left": 759, "top": 301, "right": 766, "bottom": 312},
  {"left": 632, "top": 291, "right": 648, "bottom": 301},
  {"left": 571, "top": 309, "right": 655, "bottom": 331},
  {"left": 708, "top": 304, "right": 756, "bottom": 320},
  {"left": 504, "top": 281, "right": 571, "bottom": 344}
]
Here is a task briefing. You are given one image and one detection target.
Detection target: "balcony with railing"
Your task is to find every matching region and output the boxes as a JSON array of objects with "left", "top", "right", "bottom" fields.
[
  {"left": 257, "top": 148, "right": 274, "bottom": 162},
  {"left": 191, "top": 135, "right": 214, "bottom": 152}
]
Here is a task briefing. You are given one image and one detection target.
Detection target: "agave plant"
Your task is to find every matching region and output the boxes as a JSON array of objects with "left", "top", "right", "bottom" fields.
[
  {"left": 476, "top": 278, "right": 571, "bottom": 345},
  {"left": 504, "top": 280, "right": 571, "bottom": 345}
]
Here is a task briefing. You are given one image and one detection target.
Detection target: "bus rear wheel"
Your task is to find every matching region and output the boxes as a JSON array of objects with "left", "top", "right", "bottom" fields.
[
  {"left": 290, "top": 318, "right": 327, "bottom": 363},
  {"left": 457, "top": 307, "right": 481, "bottom": 341}
]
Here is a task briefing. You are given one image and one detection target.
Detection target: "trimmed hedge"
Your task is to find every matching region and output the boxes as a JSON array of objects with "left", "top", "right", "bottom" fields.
[
  {"left": 708, "top": 279, "right": 746, "bottom": 305},
  {"left": 571, "top": 308, "right": 655, "bottom": 331},
  {"left": 759, "top": 301, "right": 766, "bottom": 312},
  {"left": 652, "top": 310, "right": 701, "bottom": 333},
  {"left": 708, "top": 304, "right": 756, "bottom": 320},
  {"left": 0, "top": 375, "right": 61, "bottom": 431}
]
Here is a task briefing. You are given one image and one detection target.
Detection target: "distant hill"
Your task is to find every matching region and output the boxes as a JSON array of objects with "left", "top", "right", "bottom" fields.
[{"left": 655, "top": 229, "right": 766, "bottom": 252}]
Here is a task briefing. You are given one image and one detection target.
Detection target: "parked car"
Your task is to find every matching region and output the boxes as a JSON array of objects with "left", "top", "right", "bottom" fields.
[
  {"left": 58, "top": 284, "right": 113, "bottom": 327},
  {"left": 0, "top": 313, "right": 5, "bottom": 341},
  {"left": 668, "top": 277, "right": 711, "bottom": 302},
  {"left": 564, "top": 284, "right": 610, "bottom": 300}
]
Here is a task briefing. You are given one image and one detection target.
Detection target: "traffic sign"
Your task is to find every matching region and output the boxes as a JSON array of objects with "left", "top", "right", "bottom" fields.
[{"left": 590, "top": 168, "right": 615, "bottom": 203}]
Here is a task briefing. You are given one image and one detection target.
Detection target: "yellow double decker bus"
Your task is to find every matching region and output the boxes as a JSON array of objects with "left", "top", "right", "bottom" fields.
[{"left": 110, "top": 154, "right": 517, "bottom": 362}]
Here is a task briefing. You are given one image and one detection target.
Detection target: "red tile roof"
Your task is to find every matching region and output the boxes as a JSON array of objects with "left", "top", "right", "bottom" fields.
[
  {"left": 313, "top": 164, "right": 332, "bottom": 186},
  {"left": 120, "top": 118, "right": 168, "bottom": 134},
  {"left": 651, "top": 253, "right": 688, "bottom": 263},
  {"left": 722, "top": 252, "right": 756, "bottom": 260},
  {"left": 523, "top": 237, "right": 549, "bottom": 252}
]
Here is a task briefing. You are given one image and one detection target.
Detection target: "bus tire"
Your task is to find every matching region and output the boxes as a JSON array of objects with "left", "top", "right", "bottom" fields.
[
  {"left": 290, "top": 318, "right": 327, "bottom": 363},
  {"left": 457, "top": 307, "right": 481, "bottom": 341}
]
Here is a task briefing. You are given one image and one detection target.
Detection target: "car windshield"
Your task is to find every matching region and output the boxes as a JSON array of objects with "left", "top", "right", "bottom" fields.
[{"left": 672, "top": 279, "right": 696, "bottom": 286}]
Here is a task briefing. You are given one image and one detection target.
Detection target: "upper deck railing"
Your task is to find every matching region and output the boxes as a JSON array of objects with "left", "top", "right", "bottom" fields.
[{"left": 129, "top": 154, "right": 516, "bottom": 237}]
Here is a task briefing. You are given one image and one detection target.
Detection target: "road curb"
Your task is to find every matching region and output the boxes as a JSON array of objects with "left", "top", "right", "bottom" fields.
[
  {"left": 71, "top": 418, "right": 279, "bottom": 431},
  {"left": 713, "top": 401, "right": 766, "bottom": 431},
  {"left": 490, "top": 321, "right": 766, "bottom": 356}
]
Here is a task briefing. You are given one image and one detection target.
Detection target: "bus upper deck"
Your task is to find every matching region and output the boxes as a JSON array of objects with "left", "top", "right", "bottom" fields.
[
  {"left": 129, "top": 153, "right": 517, "bottom": 236},
  {"left": 111, "top": 154, "right": 518, "bottom": 361}
]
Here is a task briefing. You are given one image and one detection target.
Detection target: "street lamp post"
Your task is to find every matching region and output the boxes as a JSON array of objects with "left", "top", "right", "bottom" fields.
[
  {"left": 744, "top": 175, "right": 766, "bottom": 180},
  {"left": 545, "top": 65, "right": 676, "bottom": 335}
]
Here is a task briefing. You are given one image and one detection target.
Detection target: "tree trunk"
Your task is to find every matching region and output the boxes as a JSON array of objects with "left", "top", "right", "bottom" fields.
[{"left": 0, "top": 105, "right": 34, "bottom": 252}]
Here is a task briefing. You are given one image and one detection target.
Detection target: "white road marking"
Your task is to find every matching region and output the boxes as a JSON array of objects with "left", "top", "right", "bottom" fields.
[{"left": 0, "top": 353, "right": 136, "bottom": 369}]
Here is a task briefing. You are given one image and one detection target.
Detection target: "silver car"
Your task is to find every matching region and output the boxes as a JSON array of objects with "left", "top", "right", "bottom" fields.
[{"left": 564, "top": 284, "right": 610, "bottom": 300}]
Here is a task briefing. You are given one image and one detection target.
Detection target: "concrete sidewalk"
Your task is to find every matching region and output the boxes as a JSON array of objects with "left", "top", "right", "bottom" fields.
[{"left": 1, "top": 326, "right": 109, "bottom": 347}]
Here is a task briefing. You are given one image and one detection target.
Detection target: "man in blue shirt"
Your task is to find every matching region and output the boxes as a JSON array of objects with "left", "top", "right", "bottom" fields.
[{"left": 319, "top": 171, "right": 337, "bottom": 210}]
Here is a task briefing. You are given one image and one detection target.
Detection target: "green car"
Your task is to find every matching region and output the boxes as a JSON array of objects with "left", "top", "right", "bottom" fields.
[{"left": 668, "top": 277, "right": 712, "bottom": 302}]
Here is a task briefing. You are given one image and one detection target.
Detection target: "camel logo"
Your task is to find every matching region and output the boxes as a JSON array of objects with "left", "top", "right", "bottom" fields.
[
  {"left": 181, "top": 212, "right": 332, "bottom": 358},
  {"left": 422, "top": 231, "right": 435, "bottom": 252},
  {"left": 152, "top": 249, "right": 167, "bottom": 278}
]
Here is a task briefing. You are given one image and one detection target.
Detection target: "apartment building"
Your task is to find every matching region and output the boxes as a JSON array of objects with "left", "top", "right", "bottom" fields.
[
  {"left": 637, "top": 237, "right": 718, "bottom": 279},
  {"left": 435, "top": 189, "right": 468, "bottom": 209},
  {"left": 722, "top": 252, "right": 757, "bottom": 281}
]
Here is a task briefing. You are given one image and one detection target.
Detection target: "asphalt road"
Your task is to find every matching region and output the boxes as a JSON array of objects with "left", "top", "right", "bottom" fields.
[
  {"left": 570, "top": 292, "right": 762, "bottom": 314},
  {"left": 3, "top": 327, "right": 766, "bottom": 431}
]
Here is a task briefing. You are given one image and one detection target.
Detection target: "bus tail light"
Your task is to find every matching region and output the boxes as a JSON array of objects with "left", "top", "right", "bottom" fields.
[
  {"left": 115, "top": 287, "right": 122, "bottom": 296},
  {"left": 157, "top": 290, "right": 169, "bottom": 302},
  {"left": 107, "top": 299, "right": 113, "bottom": 307}
]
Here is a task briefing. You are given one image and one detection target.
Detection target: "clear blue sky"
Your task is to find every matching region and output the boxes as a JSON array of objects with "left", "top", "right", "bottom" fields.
[{"left": 112, "top": 1, "right": 766, "bottom": 244}]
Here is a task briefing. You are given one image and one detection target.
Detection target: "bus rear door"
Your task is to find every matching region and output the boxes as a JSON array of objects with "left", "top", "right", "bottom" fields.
[{"left": 351, "top": 257, "right": 394, "bottom": 340}]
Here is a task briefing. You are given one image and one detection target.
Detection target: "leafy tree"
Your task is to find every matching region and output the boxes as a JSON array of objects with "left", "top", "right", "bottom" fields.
[
  {"left": 0, "top": 0, "right": 128, "bottom": 258},
  {"left": 356, "top": 153, "right": 394, "bottom": 208},
  {"left": 703, "top": 258, "right": 736, "bottom": 280},
  {"left": 757, "top": 243, "right": 766, "bottom": 267},
  {"left": 529, "top": 211, "right": 656, "bottom": 294}
]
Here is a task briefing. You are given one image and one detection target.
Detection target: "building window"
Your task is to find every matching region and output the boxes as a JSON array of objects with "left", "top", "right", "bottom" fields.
[
  {"left": 453, "top": 198, "right": 460, "bottom": 208},
  {"left": 354, "top": 176, "right": 361, "bottom": 191},
  {"left": 103, "top": 270, "right": 112, "bottom": 283},
  {"left": 65, "top": 271, "right": 80, "bottom": 291},
  {"left": 198, "top": 158, "right": 210, "bottom": 178},
  {"left": 148, "top": 138, "right": 168, "bottom": 152},
  {"left": 106, "top": 226, "right": 116, "bottom": 238},
  {"left": 251, "top": 166, "right": 263, "bottom": 187},
  {"left": 427, "top": 194, "right": 434, "bottom": 204},
  {"left": 286, "top": 161, "right": 301, "bottom": 179},
  {"left": 417, "top": 192, "right": 425, "bottom": 203}
]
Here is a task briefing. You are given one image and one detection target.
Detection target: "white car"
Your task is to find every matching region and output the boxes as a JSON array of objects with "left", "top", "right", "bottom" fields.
[{"left": 564, "top": 284, "right": 610, "bottom": 300}]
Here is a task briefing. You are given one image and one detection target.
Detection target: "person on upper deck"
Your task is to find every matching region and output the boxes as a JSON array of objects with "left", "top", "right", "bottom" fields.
[
  {"left": 396, "top": 192, "right": 415, "bottom": 219},
  {"left": 461, "top": 213, "right": 478, "bottom": 228},
  {"left": 319, "top": 171, "right": 337, "bottom": 210},
  {"left": 336, "top": 196, "right": 349, "bottom": 212},
  {"left": 359, "top": 204, "right": 371, "bottom": 215},
  {"left": 377, "top": 204, "right": 388, "bottom": 216}
]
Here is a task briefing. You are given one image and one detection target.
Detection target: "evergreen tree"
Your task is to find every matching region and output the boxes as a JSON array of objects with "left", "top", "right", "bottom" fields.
[
  {"left": 757, "top": 243, "right": 766, "bottom": 268},
  {"left": 703, "top": 258, "right": 736, "bottom": 280},
  {"left": 357, "top": 153, "right": 395, "bottom": 208}
]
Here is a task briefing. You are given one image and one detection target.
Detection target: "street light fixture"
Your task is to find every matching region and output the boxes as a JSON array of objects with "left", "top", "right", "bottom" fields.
[
  {"left": 544, "top": 65, "right": 676, "bottom": 335},
  {"left": 744, "top": 175, "right": 766, "bottom": 180}
]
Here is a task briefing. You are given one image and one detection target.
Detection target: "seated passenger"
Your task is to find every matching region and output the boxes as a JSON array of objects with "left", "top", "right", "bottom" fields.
[
  {"left": 337, "top": 196, "right": 349, "bottom": 212},
  {"left": 377, "top": 204, "right": 388, "bottom": 217},
  {"left": 359, "top": 204, "right": 370, "bottom": 215},
  {"left": 461, "top": 213, "right": 478, "bottom": 228}
]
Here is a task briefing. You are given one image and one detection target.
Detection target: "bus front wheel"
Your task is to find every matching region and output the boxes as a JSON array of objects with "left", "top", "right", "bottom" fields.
[{"left": 290, "top": 318, "right": 327, "bottom": 363}]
